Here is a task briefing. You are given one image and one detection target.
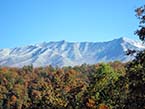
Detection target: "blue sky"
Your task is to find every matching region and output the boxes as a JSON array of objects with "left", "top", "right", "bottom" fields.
[{"left": 0, "top": 0, "right": 144, "bottom": 48}]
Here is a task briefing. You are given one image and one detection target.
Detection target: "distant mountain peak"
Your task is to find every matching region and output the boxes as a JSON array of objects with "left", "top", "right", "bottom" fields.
[
  {"left": 120, "top": 37, "right": 130, "bottom": 40},
  {"left": 0, "top": 37, "right": 144, "bottom": 67}
]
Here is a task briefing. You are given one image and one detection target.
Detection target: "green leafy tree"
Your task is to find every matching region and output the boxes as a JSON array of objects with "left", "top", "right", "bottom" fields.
[{"left": 87, "top": 63, "right": 120, "bottom": 108}]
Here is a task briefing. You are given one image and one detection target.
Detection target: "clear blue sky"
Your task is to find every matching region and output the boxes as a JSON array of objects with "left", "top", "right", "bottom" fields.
[{"left": 0, "top": 0, "right": 144, "bottom": 48}]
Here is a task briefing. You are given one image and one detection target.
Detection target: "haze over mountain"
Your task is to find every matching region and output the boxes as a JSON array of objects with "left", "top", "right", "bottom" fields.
[{"left": 0, "top": 37, "right": 144, "bottom": 67}]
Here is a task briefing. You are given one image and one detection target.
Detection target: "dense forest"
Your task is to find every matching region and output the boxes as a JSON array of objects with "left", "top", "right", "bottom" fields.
[
  {"left": 0, "top": 62, "right": 127, "bottom": 109},
  {"left": 0, "top": 5, "right": 145, "bottom": 109},
  {"left": 0, "top": 58, "right": 144, "bottom": 109}
]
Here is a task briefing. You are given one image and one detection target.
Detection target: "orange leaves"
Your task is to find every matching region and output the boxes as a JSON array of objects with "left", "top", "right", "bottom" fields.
[
  {"left": 0, "top": 64, "right": 124, "bottom": 108},
  {"left": 98, "top": 104, "right": 110, "bottom": 109},
  {"left": 10, "top": 95, "right": 17, "bottom": 105},
  {"left": 1, "top": 67, "right": 8, "bottom": 73},
  {"left": 86, "top": 98, "right": 96, "bottom": 108},
  {"left": 69, "top": 69, "right": 79, "bottom": 75},
  {"left": 86, "top": 99, "right": 110, "bottom": 109},
  {"left": 64, "top": 86, "right": 71, "bottom": 92},
  {"left": 11, "top": 95, "right": 17, "bottom": 103}
]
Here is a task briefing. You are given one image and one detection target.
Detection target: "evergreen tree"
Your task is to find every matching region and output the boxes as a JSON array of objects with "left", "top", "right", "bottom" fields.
[{"left": 125, "top": 5, "right": 145, "bottom": 109}]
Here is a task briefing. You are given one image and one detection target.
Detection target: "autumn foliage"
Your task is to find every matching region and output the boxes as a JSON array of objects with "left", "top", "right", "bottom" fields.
[{"left": 0, "top": 62, "right": 127, "bottom": 109}]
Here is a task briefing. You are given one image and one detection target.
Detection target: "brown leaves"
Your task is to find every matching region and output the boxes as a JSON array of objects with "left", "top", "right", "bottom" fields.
[
  {"left": 86, "top": 98, "right": 96, "bottom": 108},
  {"left": 32, "top": 90, "right": 41, "bottom": 99},
  {"left": 0, "top": 63, "right": 126, "bottom": 108}
]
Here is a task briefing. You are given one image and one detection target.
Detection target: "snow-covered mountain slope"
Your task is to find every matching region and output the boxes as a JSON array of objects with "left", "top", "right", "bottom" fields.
[{"left": 0, "top": 37, "right": 144, "bottom": 67}]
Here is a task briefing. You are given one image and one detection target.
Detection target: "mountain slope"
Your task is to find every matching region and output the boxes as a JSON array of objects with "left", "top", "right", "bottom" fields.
[{"left": 0, "top": 37, "right": 144, "bottom": 67}]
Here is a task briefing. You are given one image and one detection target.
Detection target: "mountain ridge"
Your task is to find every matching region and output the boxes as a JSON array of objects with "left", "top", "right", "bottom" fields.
[{"left": 0, "top": 37, "right": 144, "bottom": 67}]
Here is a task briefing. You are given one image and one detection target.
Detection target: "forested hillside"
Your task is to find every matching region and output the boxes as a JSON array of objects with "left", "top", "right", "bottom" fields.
[{"left": 0, "top": 62, "right": 127, "bottom": 109}]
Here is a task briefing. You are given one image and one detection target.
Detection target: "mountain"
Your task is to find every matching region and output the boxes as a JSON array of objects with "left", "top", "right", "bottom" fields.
[{"left": 0, "top": 37, "right": 144, "bottom": 67}]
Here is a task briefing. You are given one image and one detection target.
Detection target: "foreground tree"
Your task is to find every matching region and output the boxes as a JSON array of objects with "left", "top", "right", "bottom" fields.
[{"left": 125, "top": 5, "right": 145, "bottom": 109}]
